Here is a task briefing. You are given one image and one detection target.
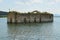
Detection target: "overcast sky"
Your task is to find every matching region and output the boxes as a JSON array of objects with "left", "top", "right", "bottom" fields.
[{"left": 0, "top": 0, "right": 60, "bottom": 14}]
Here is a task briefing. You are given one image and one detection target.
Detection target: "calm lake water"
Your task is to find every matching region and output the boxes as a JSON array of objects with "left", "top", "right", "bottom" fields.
[{"left": 0, "top": 17, "right": 60, "bottom": 40}]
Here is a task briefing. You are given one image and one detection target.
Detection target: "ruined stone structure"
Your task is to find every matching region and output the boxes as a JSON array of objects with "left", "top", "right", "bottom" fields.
[{"left": 7, "top": 10, "right": 53, "bottom": 23}]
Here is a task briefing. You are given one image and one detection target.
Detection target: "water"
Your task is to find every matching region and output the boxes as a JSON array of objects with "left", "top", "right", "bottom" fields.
[{"left": 0, "top": 17, "right": 60, "bottom": 40}]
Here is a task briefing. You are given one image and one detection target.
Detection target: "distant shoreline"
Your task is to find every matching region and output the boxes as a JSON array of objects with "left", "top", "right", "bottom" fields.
[{"left": 0, "top": 15, "right": 7, "bottom": 17}]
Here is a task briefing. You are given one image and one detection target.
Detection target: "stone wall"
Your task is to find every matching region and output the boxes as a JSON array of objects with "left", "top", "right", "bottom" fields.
[
  {"left": 41, "top": 14, "right": 53, "bottom": 22},
  {"left": 7, "top": 12, "right": 15, "bottom": 23},
  {"left": 7, "top": 11, "right": 53, "bottom": 23},
  {"left": 14, "top": 14, "right": 41, "bottom": 23}
]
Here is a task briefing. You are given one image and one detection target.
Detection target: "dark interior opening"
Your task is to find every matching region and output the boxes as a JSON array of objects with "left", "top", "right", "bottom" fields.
[
  {"left": 34, "top": 17, "right": 36, "bottom": 23},
  {"left": 24, "top": 18, "right": 26, "bottom": 23}
]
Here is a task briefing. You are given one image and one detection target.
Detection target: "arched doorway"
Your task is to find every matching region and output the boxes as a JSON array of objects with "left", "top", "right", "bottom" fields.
[
  {"left": 10, "top": 18, "right": 12, "bottom": 23},
  {"left": 39, "top": 17, "right": 41, "bottom": 23},
  {"left": 34, "top": 17, "right": 36, "bottom": 23},
  {"left": 24, "top": 18, "right": 26, "bottom": 23}
]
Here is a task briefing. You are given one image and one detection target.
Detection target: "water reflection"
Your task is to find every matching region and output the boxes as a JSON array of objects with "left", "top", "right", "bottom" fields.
[
  {"left": 1, "top": 18, "right": 60, "bottom": 40},
  {"left": 7, "top": 23, "right": 54, "bottom": 40}
]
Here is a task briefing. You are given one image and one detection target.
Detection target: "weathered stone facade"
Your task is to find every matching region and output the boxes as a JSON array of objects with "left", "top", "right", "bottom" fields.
[{"left": 7, "top": 11, "right": 53, "bottom": 23}]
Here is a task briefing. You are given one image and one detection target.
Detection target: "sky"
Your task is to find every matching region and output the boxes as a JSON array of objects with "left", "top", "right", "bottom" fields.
[{"left": 0, "top": 0, "right": 60, "bottom": 14}]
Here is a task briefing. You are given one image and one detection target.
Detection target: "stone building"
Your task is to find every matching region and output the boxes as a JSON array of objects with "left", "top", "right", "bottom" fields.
[{"left": 7, "top": 10, "right": 53, "bottom": 23}]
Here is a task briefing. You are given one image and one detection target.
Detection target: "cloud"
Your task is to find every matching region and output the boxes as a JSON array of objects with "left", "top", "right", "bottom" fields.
[
  {"left": 55, "top": 0, "right": 60, "bottom": 2},
  {"left": 15, "top": 1, "right": 32, "bottom": 5},
  {"left": 15, "top": 0, "right": 60, "bottom": 6},
  {"left": 30, "top": 0, "right": 43, "bottom": 4},
  {"left": 0, "top": 0, "right": 3, "bottom": 3},
  {"left": 46, "top": 0, "right": 60, "bottom": 5},
  {"left": 14, "top": 0, "right": 60, "bottom": 14},
  {"left": 50, "top": 0, "right": 60, "bottom": 4},
  {"left": 15, "top": 1, "right": 24, "bottom": 5},
  {"left": 15, "top": 0, "right": 43, "bottom": 5},
  {"left": 47, "top": 2, "right": 55, "bottom": 5}
]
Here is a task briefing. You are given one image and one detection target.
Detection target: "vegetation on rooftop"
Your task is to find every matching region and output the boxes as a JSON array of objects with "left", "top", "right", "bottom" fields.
[{"left": 9, "top": 10, "right": 53, "bottom": 15}]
